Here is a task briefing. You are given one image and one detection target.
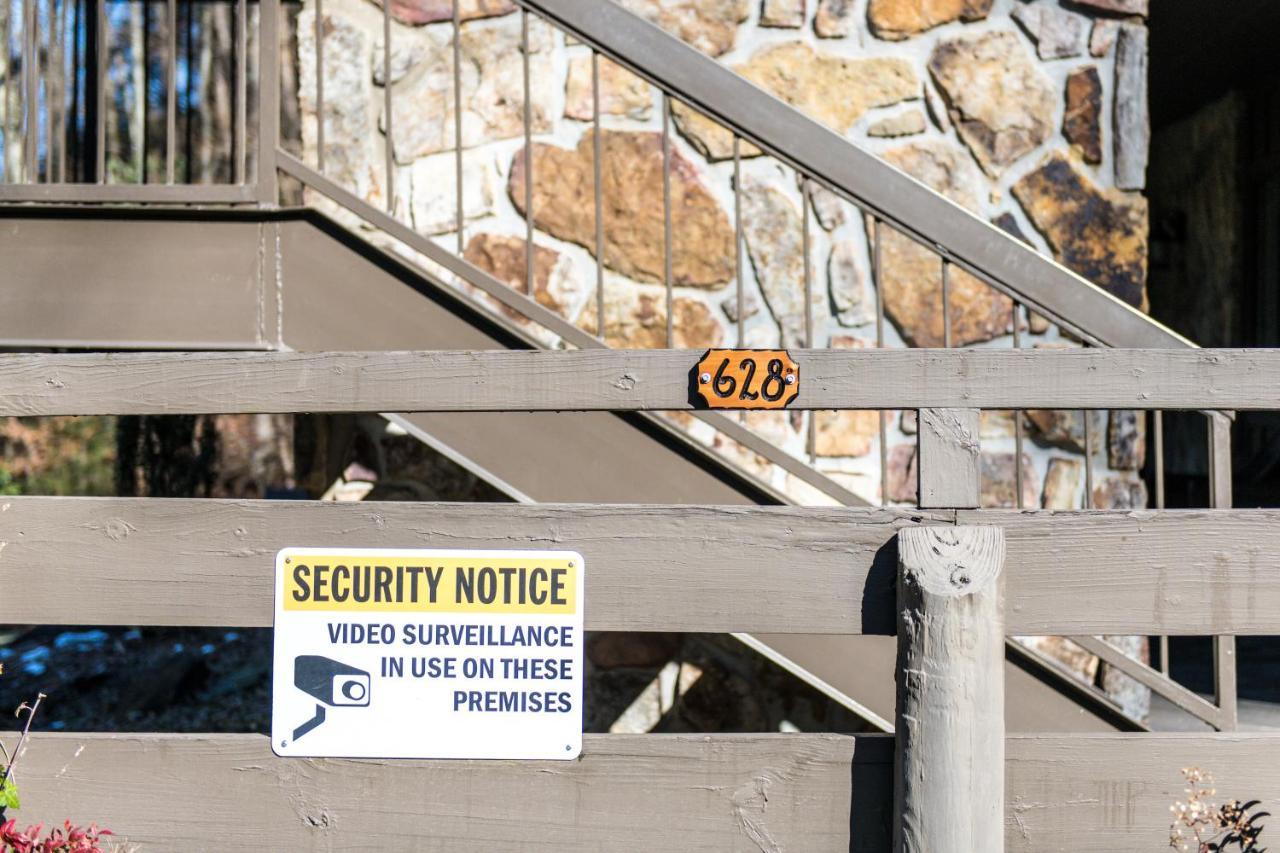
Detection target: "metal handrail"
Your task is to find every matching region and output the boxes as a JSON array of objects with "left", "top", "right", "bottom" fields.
[{"left": 516, "top": 0, "right": 1189, "bottom": 353}]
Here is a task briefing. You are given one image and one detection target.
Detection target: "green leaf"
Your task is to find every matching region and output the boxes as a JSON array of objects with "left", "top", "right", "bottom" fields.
[{"left": 0, "top": 777, "right": 20, "bottom": 810}]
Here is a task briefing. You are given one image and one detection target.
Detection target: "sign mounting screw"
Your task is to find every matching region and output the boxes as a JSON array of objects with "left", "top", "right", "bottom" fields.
[
  {"left": 785, "top": 373, "right": 796, "bottom": 385},
  {"left": 699, "top": 372, "right": 711, "bottom": 384}
]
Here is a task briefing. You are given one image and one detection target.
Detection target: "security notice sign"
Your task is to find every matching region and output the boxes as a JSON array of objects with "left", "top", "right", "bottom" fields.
[{"left": 271, "top": 547, "right": 584, "bottom": 760}]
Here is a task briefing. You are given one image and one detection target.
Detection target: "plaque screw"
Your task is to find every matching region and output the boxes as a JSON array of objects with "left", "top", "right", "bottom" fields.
[
  {"left": 785, "top": 374, "right": 796, "bottom": 385},
  {"left": 699, "top": 372, "right": 711, "bottom": 384},
  {"left": 284, "top": 557, "right": 291, "bottom": 564}
]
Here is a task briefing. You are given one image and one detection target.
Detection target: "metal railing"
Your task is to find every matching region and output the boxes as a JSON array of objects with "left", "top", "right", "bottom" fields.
[
  {"left": 0, "top": 0, "right": 1240, "bottom": 731},
  {"left": 0, "top": 0, "right": 272, "bottom": 201}
]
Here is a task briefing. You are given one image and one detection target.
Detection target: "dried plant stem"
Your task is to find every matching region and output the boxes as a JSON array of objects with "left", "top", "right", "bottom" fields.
[{"left": 1, "top": 692, "right": 46, "bottom": 791}]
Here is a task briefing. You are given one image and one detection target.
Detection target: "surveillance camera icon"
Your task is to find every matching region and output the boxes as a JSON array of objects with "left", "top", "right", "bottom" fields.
[{"left": 292, "top": 655, "right": 371, "bottom": 743}]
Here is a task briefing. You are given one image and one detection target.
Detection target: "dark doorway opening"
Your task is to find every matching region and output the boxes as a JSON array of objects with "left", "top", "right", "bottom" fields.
[{"left": 1148, "top": 0, "right": 1280, "bottom": 510}]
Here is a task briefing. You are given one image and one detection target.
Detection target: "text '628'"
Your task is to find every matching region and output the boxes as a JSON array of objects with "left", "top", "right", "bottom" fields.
[{"left": 694, "top": 349, "right": 800, "bottom": 410}]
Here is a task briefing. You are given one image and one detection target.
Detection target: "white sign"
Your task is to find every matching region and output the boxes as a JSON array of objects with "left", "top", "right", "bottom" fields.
[{"left": 272, "top": 547, "right": 584, "bottom": 760}]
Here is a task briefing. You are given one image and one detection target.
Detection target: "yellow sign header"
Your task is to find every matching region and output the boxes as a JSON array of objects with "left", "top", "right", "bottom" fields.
[{"left": 281, "top": 552, "right": 578, "bottom": 615}]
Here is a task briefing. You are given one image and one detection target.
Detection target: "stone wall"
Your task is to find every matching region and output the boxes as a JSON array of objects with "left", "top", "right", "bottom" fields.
[{"left": 295, "top": 0, "right": 1154, "bottom": 719}]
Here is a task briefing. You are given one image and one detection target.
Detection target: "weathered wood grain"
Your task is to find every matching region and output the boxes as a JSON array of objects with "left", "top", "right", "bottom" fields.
[
  {"left": 0, "top": 497, "right": 930, "bottom": 633},
  {"left": 3, "top": 349, "right": 1280, "bottom": 414},
  {"left": 9, "top": 732, "right": 1280, "bottom": 851},
  {"left": 11, "top": 732, "right": 890, "bottom": 852},
  {"left": 895, "top": 526, "right": 1005, "bottom": 852},
  {"left": 916, "top": 408, "right": 980, "bottom": 509},
  {"left": 1004, "top": 733, "right": 1280, "bottom": 852},
  {"left": 4, "top": 499, "right": 1279, "bottom": 634},
  {"left": 967, "top": 508, "right": 1280, "bottom": 635}
]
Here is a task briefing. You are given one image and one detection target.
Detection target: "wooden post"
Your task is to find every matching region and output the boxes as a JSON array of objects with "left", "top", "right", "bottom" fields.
[
  {"left": 894, "top": 525, "right": 1006, "bottom": 853},
  {"left": 917, "top": 408, "right": 980, "bottom": 508},
  {"left": 1209, "top": 411, "right": 1238, "bottom": 730}
]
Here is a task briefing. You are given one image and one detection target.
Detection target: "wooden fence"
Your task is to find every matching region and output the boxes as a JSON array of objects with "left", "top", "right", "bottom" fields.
[{"left": 5, "top": 347, "right": 1280, "bottom": 851}]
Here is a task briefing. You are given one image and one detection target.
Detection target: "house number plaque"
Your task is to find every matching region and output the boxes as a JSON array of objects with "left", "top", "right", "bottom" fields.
[{"left": 694, "top": 349, "right": 800, "bottom": 410}]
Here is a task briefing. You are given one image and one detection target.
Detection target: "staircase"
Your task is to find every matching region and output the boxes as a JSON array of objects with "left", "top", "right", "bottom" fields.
[{"left": 0, "top": 0, "right": 1236, "bottom": 734}]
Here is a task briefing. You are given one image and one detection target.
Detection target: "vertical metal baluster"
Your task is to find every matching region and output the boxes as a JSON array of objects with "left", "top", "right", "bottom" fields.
[
  {"left": 1154, "top": 408, "right": 1166, "bottom": 673},
  {"left": 1154, "top": 410, "right": 1165, "bottom": 509},
  {"left": 1209, "top": 412, "right": 1238, "bottom": 731},
  {"left": 802, "top": 175, "right": 814, "bottom": 464},
  {"left": 733, "top": 135, "right": 743, "bottom": 349},
  {"left": 2, "top": 0, "right": 11, "bottom": 183},
  {"left": 382, "top": 0, "right": 392, "bottom": 213},
  {"left": 314, "top": 0, "right": 324, "bottom": 172},
  {"left": 132, "top": 0, "right": 145, "bottom": 183},
  {"left": 140, "top": 0, "right": 150, "bottom": 183},
  {"left": 1083, "top": 339, "right": 1095, "bottom": 510},
  {"left": 874, "top": 217, "right": 888, "bottom": 506},
  {"left": 55, "top": 0, "right": 68, "bottom": 181},
  {"left": 662, "top": 93, "right": 672, "bottom": 348},
  {"left": 256, "top": 0, "right": 279, "bottom": 203},
  {"left": 592, "top": 50, "right": 603, "bottom": 340},
  {"left": 94, "top": 0, "right": 104, "bottom": 182},
  {"left": 521, "top": 8, "right": 532, "bottom": 295},
  {"left": 23, "top": 0, "right": 34, "bottom": 181},
  {"left": 165, "top": 0, "right": 174, "bottom": 183},
  {"left": 53, "top": 0, "right": 63, "bottom": 181},
  {"left": 41, "top": 0, "right": 52, "bottom": 180},
  {"left": 18, "top": 0, "right": 24, "bottom": 180},
  {"left": 40, "top": 0, "right": 51, "bottom": 181},
  {"left": 183, "top": 0, "right": 193, "bottom": 183},
  {"left": 1083, "top": 405, "right": 1094, "bottom": 509},
  {"left": 69, "top": 0, "right": 82, "bottom": 181},
  {"left": 14, "top": 0, "right": 23, "bottom": 181},
  {"left": 57, "top": 0, "right": 66, "bottom": 180},
  {"left": 11, "top": 0, "right": 20, "bottom": 182},
  {"left": 452, "top": 0, "right": 462, "bottom": 252},
  {"left": 1012, "top": 301, "right": 1025, "bottom": 509},
  {"left": 1, "top": 0, "right": 7, "bottom": 183},
  {"left": 941, "top": 258, "right": 952, "bottom": 349},
  {"left": 43, "top": 0, "right": 54, "bottom": 182},
  {"left": 233, "top": 0, "right": 246, "bottom": 183}
]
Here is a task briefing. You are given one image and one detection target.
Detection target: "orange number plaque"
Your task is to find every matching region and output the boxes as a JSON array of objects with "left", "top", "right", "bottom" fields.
[{"left": 694, "top": 349, "right": 800, "bottom": 410}]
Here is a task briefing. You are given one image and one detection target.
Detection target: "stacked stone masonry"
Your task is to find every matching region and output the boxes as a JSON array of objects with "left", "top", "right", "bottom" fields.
[{"left": 297, "top": 0, "right": 1153, "bottom": 719}]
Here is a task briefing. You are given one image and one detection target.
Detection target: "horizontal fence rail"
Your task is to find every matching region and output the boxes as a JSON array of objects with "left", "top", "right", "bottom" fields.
[
  {"left": 6, "top": 731, "right": 1278, "bottom": 852},
  {"left": 3, "top": 497, "right": 1279, "bottom": 635},
  {"left": 5, "top": 349, "right": 1280, "bottom": 414}
]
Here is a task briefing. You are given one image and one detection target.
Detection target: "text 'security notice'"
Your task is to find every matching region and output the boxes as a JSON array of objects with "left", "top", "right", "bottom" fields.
[{"left": 271, "top": 548, "right": 584, "bottom": 760}]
